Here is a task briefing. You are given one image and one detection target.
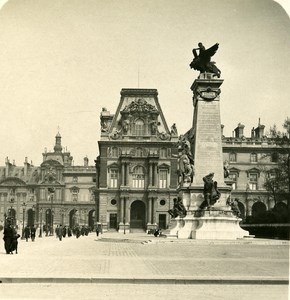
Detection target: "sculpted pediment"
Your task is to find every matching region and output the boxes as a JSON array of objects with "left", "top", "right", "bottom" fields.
[{"left": 0, "top": 177, "right": 26, "bottom": 186}]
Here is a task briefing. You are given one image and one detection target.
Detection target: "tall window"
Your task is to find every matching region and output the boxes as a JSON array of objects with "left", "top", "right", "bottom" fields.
[
  {"left": 110, "top": 169, "right": 118, "bottom": 188},
  {"left": 250, "top": 153, "right": 257, "bottom": 163},
  {"left": 134, "top": 119, "right": 144, "bottom": 136},
  {"left": 111, "top": 147, "right": 119, "bottom": 157},
  {"left": 159, "top": 170, "right": 167, "bottom": 188},
  {"left": 132, "top": 166, "right": 145, "bottom": 188},
  {"left": 229, "top": 152, "right": 237, "bottom": 162},
  {"left": 249, "top": 173, "right": 258, "bottom": 190},
  {"left": 229, "top": 173, "right": 238, "bottom": 190},
  {"left": 160, "top": 148, "right": 167, "bottom": 158}
]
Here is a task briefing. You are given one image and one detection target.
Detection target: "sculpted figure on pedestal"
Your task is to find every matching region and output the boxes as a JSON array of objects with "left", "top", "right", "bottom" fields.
[
  {"left": 201, "top": 172, "right": 221, "bottom": 209},
  {"left": 168, "top": 196, "right": 187, "bottom": 218},
  {"left": 190, "top": 42, "right": 221, "bottom": 78}
]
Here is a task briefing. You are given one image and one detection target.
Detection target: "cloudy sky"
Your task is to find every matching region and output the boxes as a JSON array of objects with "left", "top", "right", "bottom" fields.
[{"left": 0, "top": 0, "right": 289, "bottom": 166}]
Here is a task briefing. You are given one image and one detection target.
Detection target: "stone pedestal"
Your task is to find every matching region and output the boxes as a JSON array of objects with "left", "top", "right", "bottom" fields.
[{"left": 167, "top": 187, "right": 249, "bottom": 240}]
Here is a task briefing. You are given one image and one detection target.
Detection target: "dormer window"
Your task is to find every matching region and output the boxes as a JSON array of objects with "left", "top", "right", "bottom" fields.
[{"left": 134, "top": 119, "right": 144, "bottom": 136}]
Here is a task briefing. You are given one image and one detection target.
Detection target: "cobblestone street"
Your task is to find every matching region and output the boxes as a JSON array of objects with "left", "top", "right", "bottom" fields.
[{"left": 0, "top": 231, "right": 289, "bottom": 299}]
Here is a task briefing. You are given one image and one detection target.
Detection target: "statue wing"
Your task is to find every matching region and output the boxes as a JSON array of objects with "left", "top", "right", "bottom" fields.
[
  {"left": 200, "top": 43, "right": 219, "bottom": 59},
  {"left": 189, "top": 43, "right": 219, "bottom": 71}
]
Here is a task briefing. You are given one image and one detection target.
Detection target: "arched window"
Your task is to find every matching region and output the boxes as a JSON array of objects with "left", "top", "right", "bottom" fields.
[
  {"left": 133, "top": 166, "right": 145, "bottom": 188},
  {"left": 134, "top": 119, "right": 144, "bottom": 136}
]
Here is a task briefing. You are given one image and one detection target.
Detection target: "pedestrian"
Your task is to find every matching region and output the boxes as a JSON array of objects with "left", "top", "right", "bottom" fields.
[
  {"left": 24, "top": 225, "right": 30, "bottom": 242},
  {"left": 96, "top": 226, "right": 100, "bottom": 237},
  {"left": 30, "top": 225, "right": 36, "bottom": 242},
  {"left": 3, "top": 223, "right": 14, "bottom": 254},
  {"left": 55, "top": 225, "right": 59, "bottom": 238},
  {"left": 62, "top": 226, "right": 67, "bottom": 238},
  {"left": 58, "top": 225, "right": 63, "bottom": 241},
  {"left": 68, "top": 227, "right": 72, "bottom": 237}
]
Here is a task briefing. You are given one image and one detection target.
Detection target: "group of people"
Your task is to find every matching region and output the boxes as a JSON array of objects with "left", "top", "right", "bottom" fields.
[
  {"left": 3, "top": 223, "right": 20, "bottom": 254},
  {"left": 55, "top": 225, "right": 92, "bottom": 240},
  {"left": 24, "top": 225, "right": 36, "bottom": 242}
]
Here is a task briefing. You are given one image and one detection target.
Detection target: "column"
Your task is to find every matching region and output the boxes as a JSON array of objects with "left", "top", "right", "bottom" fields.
[
  {"left": 148, "top": 163, "right": 153, "bottom": 187},
  {"left": 154, "top": 163, "right": 158, "bottom": 187},
  {"left": 120, "top": 197, "right": 124, "bottom": 223},
  {"left": 121, "top": 163, "right": 125, "bottom": 186},
  {"left": 152, "top": 197, "right": 157, "bottom": 224},
  {"left": 147, "top": 198, "right": 152, "bottom": 224},
  {"left": 125, "top": 198, "right": 130, "bottom": 224},
  {"left": 125, "top": 163, "right": 130, "bottom": 186}
]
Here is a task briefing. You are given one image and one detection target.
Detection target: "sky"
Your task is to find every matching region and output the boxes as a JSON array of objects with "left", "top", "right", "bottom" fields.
[{"left": 0, "top": 0, "right": 289, "bottom": 166}]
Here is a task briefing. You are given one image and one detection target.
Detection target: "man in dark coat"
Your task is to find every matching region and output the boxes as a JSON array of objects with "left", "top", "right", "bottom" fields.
[
  {"left": 30, "top": 225, "right": 36, "bottom": 241},
  {"left": 24, "top": 225, "right": 30, "bottom": 242},
  {"left": 3, "top": 224, "right": 14, "bottom": 254}
]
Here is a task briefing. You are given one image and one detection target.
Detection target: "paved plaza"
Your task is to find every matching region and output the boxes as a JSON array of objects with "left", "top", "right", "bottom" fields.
[{"left": 0, "top": 230, "right": 289, "bottom": 300}]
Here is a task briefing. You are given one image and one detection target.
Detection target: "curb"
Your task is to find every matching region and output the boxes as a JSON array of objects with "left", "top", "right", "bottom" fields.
[{"left": 0, "top": 277, "right": 288, "bottom": 285}]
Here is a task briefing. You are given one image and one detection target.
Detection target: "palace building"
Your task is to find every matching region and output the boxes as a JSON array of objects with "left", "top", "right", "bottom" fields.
[
  {"left": 0, "top": 88, "right": 288, "bottom": 234},
  {"left": 222, "top": 121, "right": 288, "bottom": 223},
  {"left": 0, "top": 133, "right": 96, "bottom": 233},
  {"left": 95, "top": 88, "right": 179, "bottom": 232}
]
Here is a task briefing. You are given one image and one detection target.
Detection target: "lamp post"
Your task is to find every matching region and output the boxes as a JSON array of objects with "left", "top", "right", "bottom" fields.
[
  {"left": 39, "top": 208, "right": 43, "bottom": 237},
  {"left": 21, "top": 202, "right": 26, "bottom": 239},
  {"left": 48, "top": 187, "right": 55, "bottom": 236},
  {"left": 9, "top": 198, "right": 14, "bottom": 226},
  {"left": 45, "top": 210, "right": 49, "bottom": 236}
]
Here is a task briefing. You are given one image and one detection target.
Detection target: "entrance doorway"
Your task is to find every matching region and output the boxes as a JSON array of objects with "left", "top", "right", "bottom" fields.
[
  {"left": 158, "top": 214, "right": 167, "bottom": 229},
  {"left": 109, "top": 213, "right": 118, "bottom": 230},
  {"left": 130, "top": 200, "right": 145, "bottom": 229}
]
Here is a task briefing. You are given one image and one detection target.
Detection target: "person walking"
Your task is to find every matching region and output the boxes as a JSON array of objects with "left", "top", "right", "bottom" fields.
[
  {"left": 58, "top": 225, "right": 63, "bottom": 241},
  {"left": 24, "top": 225, "right": 30, "bottom": 242},
  {"left": 3, "top": 223, "right": 14, "bottom": 254},
  {"left": 30, "top": 225, "right": 36, "bottom": 242}
]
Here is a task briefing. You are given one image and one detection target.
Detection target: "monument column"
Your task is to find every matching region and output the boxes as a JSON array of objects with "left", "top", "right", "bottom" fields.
[{"left": 191, "top": 73, "right": 225, "bottom": 187}]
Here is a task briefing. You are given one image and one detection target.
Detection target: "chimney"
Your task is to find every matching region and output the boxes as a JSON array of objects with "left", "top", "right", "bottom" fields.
[
  {"left": 254, "top": 119, "right": 265, "bottom": 138},
  {"left": 234, "top": 123, "right": 245, "bottom": 138},
  {"left": 5, "top": 157, "right": 10, "bottom": 177},
  {"left": 84, "top": 156, "right": 89, "bottom": 167},
  {"left": 24, "top": 157, "right": 29, "bottom": 176}
]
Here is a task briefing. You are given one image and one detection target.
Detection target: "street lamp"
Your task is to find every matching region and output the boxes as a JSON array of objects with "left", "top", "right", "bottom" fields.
[
  {"left": 48, "top": 187, "right": 55, "bottom": 236},
  {"left": 21, "top": 202, "right": 26, "bottom": 239},
  {"left": 9, "top": 198, "right": 14, "bottom": 226},
  {"left": 39, "top": 208, "right": 43, "bottom": 237},
  {"left": 45, "top": 210, "right": 49, "bottom": 236}
]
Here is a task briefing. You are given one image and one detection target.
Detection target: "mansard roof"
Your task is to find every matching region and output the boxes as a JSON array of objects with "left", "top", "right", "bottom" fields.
[{"left": 100, "top": 88, "right": 178, "bottom": 143}]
